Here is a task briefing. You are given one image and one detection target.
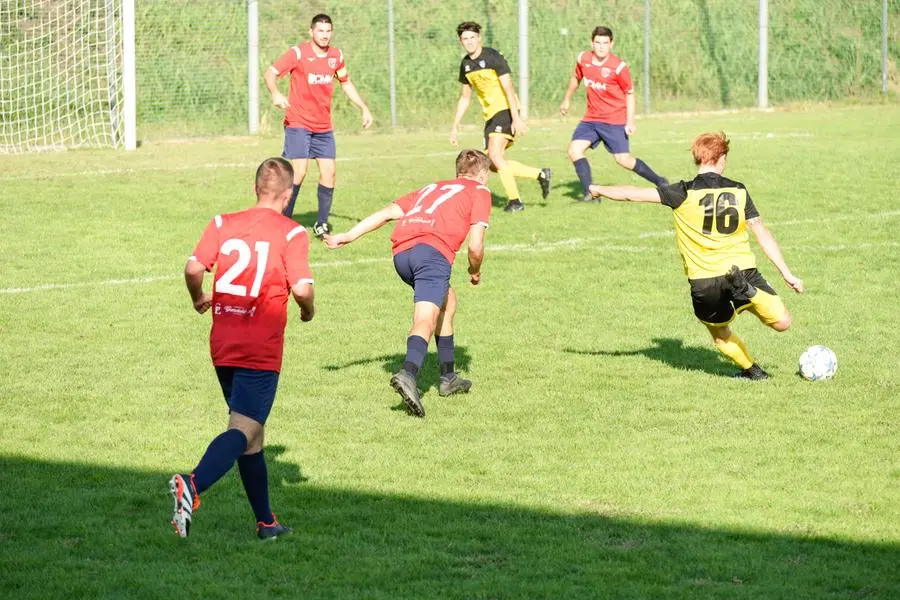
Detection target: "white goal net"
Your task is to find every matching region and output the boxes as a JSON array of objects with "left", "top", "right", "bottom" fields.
[{"left": 0, "top": 0, "right": 123, "bottom": 153}]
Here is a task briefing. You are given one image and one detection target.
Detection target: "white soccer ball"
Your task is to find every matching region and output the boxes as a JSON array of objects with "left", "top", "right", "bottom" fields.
[{"left": 798, "top": 345, "right": 837, "bottom": 381}]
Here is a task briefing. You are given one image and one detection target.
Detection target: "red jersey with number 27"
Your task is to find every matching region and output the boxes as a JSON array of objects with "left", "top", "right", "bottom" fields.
[
  {"left": 390, "top": 177, "right": 492, "bottom": 264},
  {"left": 574, "top": 51, "right": 632, "bottom": 125},
  {"left": 271, "top": 42, "right": 349, "bottom": 132},
  {"left": 191, "top": 207, "right": 314, "bottom": 372}
]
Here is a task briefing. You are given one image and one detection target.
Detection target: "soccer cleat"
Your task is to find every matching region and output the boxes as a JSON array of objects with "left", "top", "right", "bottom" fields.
[
  {"left": 538, "top": 168, "right": 552, "bottom": 199},
  {"left": 734, "top": 363, "right": 770, "bottom": 381},
  {"left": 725, "top": 264, "right": 757, "bottom": 302},
  {"left": 579, "top": 191, "right": 600, "bottom": 203},
  {"left": 390, "top": 370, "right": 424, "bottom": 417},
  {"left": 312, "top": 221, "right": 332, "bottom": 239},
  {"left": 169, "top": 473, "right": 199, "bottom": 538},
  {"left": 257, "top": 516, "right": 293, "bottom": 541},
  {"left": 438, "top": 373, "right": 472, "bottom": 397},
  {"left": 503, "top": 199, "right": 525, "bottom": 213}
]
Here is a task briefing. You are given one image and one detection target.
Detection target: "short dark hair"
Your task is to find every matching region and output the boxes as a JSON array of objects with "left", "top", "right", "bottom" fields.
[
  {"left": 455, "top": 149, "right": 491, "bottom": 177},
  {"left": 310, "top": 13, "right": 332, "bottom": 28},
  {"left": 456, "top": 21, "right": 481, "bottom": 37},
  {"left": 255, "top": 157, "right": 294, "bottom": 196},
  {"left": 591, "top": 26, "right": 613, "bottom": 41}
]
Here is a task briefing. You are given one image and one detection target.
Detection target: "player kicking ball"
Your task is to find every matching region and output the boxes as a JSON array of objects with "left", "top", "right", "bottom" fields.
[
  {"left": 323, "top": 150, "right": 492, "bottom": 416},
  {"left": 589, "top": 132, "right": 803, "bottom": 379}
]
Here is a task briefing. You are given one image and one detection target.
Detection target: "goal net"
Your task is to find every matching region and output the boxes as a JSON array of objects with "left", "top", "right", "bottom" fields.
[{"left": 0, "top": 0, "right": 123, "bottom": 153}]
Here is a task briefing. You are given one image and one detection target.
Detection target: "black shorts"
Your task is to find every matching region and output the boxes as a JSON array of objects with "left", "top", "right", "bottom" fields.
[
  {"left": 483, "top": 109, "right": 515, "bottom": 149},
  {"left": 689, "top": 268, "right": 778, "bottom": 325}
]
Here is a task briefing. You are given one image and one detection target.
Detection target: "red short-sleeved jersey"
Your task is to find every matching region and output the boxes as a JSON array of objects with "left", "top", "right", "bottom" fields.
[
  {"left": 390, "top": 177, "right": 492, "bottom": 264},
  {"left": 271, "top": 42, "right": 348, "bottom": 132},
  {"left": 573, "top": 51, "right": 633, "bottom": 125},
  {"left": 191, "top": 207, "right": 314, "bottom": 372}
]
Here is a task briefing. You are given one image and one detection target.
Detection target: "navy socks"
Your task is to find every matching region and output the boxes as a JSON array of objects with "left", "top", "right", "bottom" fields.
[
  {"left": 283, "top": 184, "right": 301, "bottom": 218},
  {"left": 435, "top": 334, "right": 455, "bottom": 375},
  {"left": 191, "top": 428, "right": 248, "bottom": 494},
  {"left": 238, "top": 450, "right": 273, "bottom": 525},
  {"left": 573, "top": 157, "right": 593, "bottom": 193},
  {"left": 633, "top": 158, "right": 666, "bottom": 186},
  {"left": 402, "top": 335, "right": 429, "bottom": 376},
  {"left": 317, "top": 184, "right": 334, "bottom": 224}
]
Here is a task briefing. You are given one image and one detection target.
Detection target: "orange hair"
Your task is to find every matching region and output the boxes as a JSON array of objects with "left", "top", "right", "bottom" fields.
[{"left": 691, "top": 132, "right": 730, "bottom": 166}]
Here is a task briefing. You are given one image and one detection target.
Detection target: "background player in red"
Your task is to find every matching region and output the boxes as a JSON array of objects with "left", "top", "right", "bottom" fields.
[
  {"left": 169, "top": 157, "right": 315, "bottom": 540},
  {"left": 264, "top": 13, "right": 373, "bottom": 236},
  {"left": 323, "top": 150, "right": 492, "bottom": 418},
  {"left": 559, "top": 26, "right": 667, "bottom": 202}
]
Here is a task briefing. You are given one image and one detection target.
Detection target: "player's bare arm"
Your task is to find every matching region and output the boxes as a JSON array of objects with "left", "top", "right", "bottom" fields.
[
  {"left": 184, "top": 259, "right": 212, "bottom": 314},
  {"left": 263, "top": 66, "right": 290, "bottom": 109},
  {"left": 625, "top": 91, "right": 636, "bottom": 135},
  {"left": 746, "top": 217, "right": 804, "bottom": 294},
  {"left": 466, "top": 224, "right": 486, "bottom": 286},
  {"left": 323, "top": 202, "right": 406, "bottom": 248},
  {"left": 498, "top": 73, "right": 527, "bottom": 135},
  {"left": 450, "top": 85, "right": 472, "bottom": 146},
  {"left": 589, "top": 184, "right": 661, "bottom": 203},
  {"left": 559, "top": 75, "right": 580, "bottom": 116},
  {"left": 291, "top": 281, "right": 315, "bottom": 321},
  {"left": 340, "top": 80, "right": 373, "bottom": 129}
]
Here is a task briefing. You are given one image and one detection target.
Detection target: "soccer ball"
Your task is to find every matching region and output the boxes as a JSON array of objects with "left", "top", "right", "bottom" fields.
[{"left": 798, "top": 345, "right": 837, "bottom": 381}]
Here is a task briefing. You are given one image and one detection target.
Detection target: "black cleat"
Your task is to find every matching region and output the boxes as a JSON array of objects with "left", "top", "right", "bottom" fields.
[
  {"left": 538, "top": 168, "right": 552, "bottom": 199},
  {"left": 503, "top": 199, "right": 525, "bottom": 213},
  {"left": 579, "top": 191, "right": 600, "bottom": 203},
  {"left": 312, "top": 221, "right": 332, "bottom": 239},
  {"left": 734, "top": 363, "right": 770, "bottom": 381},
  {"left": 257, "top": 517, "right": 292, "bottom": 541},
  {"left": 438, "top": 373, "right": 472, "bottom": 397},
  {"left": 169, "top": 473, "right": 199, "bottom": 538},
  {"left": 725, "top": 264, "right": 756, "bottom": 303},
  {"left": 390, "top": 370, "right": 424, "bottom": 417}
]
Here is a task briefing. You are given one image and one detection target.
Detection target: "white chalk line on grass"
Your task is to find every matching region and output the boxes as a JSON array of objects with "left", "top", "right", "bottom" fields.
[
  {"left": 3, "top": 209, "right": 897, "bottom": 296},
  {"left": 0, "top": 132, "right": 813, "bottom": 182}
]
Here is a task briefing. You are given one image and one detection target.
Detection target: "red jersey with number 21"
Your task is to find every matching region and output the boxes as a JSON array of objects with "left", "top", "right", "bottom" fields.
[
  {"left": 391, "top": 177, "right": 492, "bottom": 264},
  {"left": 271, "top": 42, "right": 349, "bottom": 132},
  {"left": 191, "top": 207, "right": 314, "bottom": 372},
  {"left": 574, "top": 51, "right": 632, "bottom": 125}
]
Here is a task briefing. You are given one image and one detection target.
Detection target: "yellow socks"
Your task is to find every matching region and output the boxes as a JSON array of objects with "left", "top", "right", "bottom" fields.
[
  {"left": 497, "top": 167, "right": 520, "bottom": 201},
  {"left": 505, "top": 160, "right": 542, "bottom": 180},
  {"left": 714, "top": 334, "right": 754, "bottom": 369}
]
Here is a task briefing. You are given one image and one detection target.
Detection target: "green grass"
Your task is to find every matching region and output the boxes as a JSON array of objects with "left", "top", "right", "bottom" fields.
[{"left": 1, "top": 105, "right": 899, "bottom": 598}]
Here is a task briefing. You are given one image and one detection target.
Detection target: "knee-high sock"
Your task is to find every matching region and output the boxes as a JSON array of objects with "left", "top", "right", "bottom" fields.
[
  {"left": 633, "top": 158, "right": 666, "bottom": 186},
  {"left": 497, "top": 167, "right": 520, "bottom": 201},
  {"left": 714, "top": 334, "right": 754, "bottom": 370},
  {"left": 238, "top": 450, "right": 273, "bottom": 525},
  {"left": 573, "top": 158, "right": 592, "bottom": 193},
  {"left": 435, "top": 334, "right": 455, "bottom": 375},
  {"left": 316, "top": 184, "right": 334, "bottom": 224},
  {"left": 283, "top": 184, "right": 301, "bottom": 218},
  {"left": 402, "top": 335, "right": 429, "bottom": 376},
  {"left": 505, "top": 160, "right": 542, "bottom": 180},
  {"left": 191, "top": 429, "right": 248, "bottom": 494}
]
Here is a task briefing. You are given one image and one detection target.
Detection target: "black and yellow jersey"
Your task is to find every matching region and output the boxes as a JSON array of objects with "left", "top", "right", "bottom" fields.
[
  {"left": 458, "top": 47, "right": 512, "bottom": 121},
  {"left": 657, "top": 172, "right": 760, "bottom": 280}
]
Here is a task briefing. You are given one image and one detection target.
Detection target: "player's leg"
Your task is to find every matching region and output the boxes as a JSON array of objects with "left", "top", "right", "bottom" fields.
[
  {"left": 599, "top": 122, "right": 667, "bottom": 186},
  {"left": 434, "top": 287, "right": 471, "bottom": 396},
  {"left": 310, "top": 131, "right": 337, "bottom": 237},
  {"left": 488, "top": 134, "right": 525, "bottom": 213},
  {"left": 568, "top": 124, "right": 597, "bottom": 202},
  {"left": 282, "top": 127, "right": 313, "bottom": 218},
  {"left": 726, "top": 266, "right": 792, "bottom": 332}
]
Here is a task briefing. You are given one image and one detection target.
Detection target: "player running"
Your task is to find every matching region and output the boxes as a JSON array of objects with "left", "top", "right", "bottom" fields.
[
  {"left": 264, "top": 13, "right": 373, "bottom": 235},
  {"left": 559, "top": 26, "right": 667, "bottom": 202},
  {"left": 170, "top": 158, "right": 315, "bottom": 539},
  {"left": 323, "top": 150, "right": 492, "bottom": 417},
  {"left": 450, "top": 21, "right": 550, "bottom": 213},
  {"left": 589, "top": 132, "right": 803, "bottom": 379}
]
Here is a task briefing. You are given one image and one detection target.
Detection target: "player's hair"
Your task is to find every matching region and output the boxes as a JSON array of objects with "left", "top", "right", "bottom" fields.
[
  {"left": 455, "top": 149, "right": 491, "bottom": 177},
  {"left": 691, "top": 132, "right": 730, "bottom": 166},
  {"left": 255, "top": 157, "right": 294, "bottom": 197},
  {"left": 310, "top": 13, "right": 332, "bottom": 28},
  {"left": 591, "top": 26, "right": 614, "bottom": 41},
  {"left": 456, "top": 21, "right": 481, "bottom": 37}
]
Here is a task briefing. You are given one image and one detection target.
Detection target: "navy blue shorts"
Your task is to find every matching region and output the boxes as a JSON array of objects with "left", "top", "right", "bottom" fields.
[
  {"left": 282, "top": 127, "right": 336, "bottom": 160},
  {"left": 572, "top": 120, "right": 630, "bottom": 154},
  {"left": 215, "top": 366, "right": 280, "bottom": 425},
  {"left": 393, "top": 244, "right": 452, "bottom": 307}
]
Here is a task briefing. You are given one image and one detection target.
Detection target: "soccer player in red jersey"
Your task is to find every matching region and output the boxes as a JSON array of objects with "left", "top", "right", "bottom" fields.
[
  {"left": 169, "top": 157, "right": 315, "bottom": 540},
  {"left": 264, "top": 13, "right": 373, "bottom": 236},
  {"left": 323, "top": 150, "right": 493, "bottom": 417},
  {"left": 559, "top": 26, "right": 667, "bottom": 203}
]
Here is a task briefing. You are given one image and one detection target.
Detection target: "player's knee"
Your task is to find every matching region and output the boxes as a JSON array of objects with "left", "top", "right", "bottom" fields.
[
  {"left": 567, "top": 145, "right": 584, "bottom": 162},
  {"left": 614, "top": 153, "right": 634, "bottom": 168},
  {"left": 771, "top": 312, "right": 792, "bottom": 332}
]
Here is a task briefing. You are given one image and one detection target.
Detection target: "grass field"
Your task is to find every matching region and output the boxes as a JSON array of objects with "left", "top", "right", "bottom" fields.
[{"left": 1, "top": 105, "right": 899, "bottom": 598}]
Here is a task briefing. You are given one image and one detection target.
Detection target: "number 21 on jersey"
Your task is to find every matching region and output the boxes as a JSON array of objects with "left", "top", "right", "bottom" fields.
[{"left": 215, "top": 239, "right": 269, "bottom": 297}]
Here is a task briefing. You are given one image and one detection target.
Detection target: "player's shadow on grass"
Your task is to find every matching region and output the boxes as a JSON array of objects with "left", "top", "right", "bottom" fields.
[
  {"left": 2, "top": 454, "right": 898, "bottom": 597},
  {"left": 288, "top": 209, "right": 359, "bottom": 226},
  {"left": 565, "top": 337, "right": 734, "bottom": 377},
  {"left": 324, "top": 347, "right": 472, "bottom": 397},
  {"left": 489, "top": 192, "right": 548, "bottom": 210},
  {"left": 560, "top": 179, "right": 591, "bottom": 201}
]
